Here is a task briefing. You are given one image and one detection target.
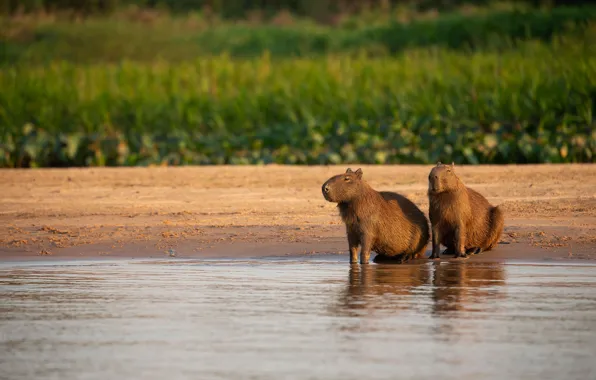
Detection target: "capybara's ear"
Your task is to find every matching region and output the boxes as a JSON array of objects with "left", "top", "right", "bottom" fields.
[
  {"left": 346, "top": 168, "right": 353, "bottom": 173},
  {"left": 355, "top": 168, "right": 363, "bottom": 179},
  {"left": 437, "top": 161, "right": 442, "bottom": 166},
  {"left": 451, "top": 162, "right": 455, "bottom": 167}
]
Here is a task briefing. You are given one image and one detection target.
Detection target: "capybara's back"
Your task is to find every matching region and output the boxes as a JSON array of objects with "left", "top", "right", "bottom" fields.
[
  {"left": 465, "top": 187, "right": 505, "bottom": 251},
  {"left": 377, "top": 191, "right": 429, "bottom": 259}
]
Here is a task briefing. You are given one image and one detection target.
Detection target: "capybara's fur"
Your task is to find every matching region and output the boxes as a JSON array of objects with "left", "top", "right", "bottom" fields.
[
  {"left": 427, "top": 162, "right": 504, "bottom": 259},
  {"left": 322, "top": 168, "right": 430, "bottom": 264}
]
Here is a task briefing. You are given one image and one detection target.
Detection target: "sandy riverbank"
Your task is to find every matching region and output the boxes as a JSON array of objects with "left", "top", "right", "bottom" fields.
[{"left": 1, "top": 164, "right": 595, "bottom": 262}]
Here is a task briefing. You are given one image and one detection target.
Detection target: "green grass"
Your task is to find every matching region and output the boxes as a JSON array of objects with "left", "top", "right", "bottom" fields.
[{"left": 1, "top": 31, "right": 594, "bottom": 167}]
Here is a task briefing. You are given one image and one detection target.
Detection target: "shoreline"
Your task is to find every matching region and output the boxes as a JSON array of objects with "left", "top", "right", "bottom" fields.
[
  {"left": 2, "top": 249, "right": 596, "bottom": 269},
  {"left": 1, "top": 164, "right": 595, "bottom": 263}
]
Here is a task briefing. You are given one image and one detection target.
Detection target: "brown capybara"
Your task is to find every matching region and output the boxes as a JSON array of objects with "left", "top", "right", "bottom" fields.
[
  {"left": 427, "top": 162, "right": 505, "bottom": 259},
  {"left": 322, "top": 168, "right": 430, "bottom": 265}
]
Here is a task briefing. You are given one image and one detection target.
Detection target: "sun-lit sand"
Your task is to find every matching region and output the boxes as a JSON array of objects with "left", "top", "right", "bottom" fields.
[{"left": 1, "top": 164, "right": 595, "bottom": 262}]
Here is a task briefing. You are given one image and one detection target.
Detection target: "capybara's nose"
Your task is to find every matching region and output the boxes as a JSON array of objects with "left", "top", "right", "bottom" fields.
[{"left": 323, "top": 184, "right": 330, "bottom": 193}]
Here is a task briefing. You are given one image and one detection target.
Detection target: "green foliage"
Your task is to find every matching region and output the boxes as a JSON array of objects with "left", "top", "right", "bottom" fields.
[
  {"left": 2, "top": 7, "right": 596, "bottom": 63},
  {"left": 359, "top": 6, "right": 596, "bottom": 52},
  {"left": 2, "top": 1, "right": 592, "bottom": 18},
  {"left": 1, "top": 0, "right": 119, "bottom": 14},
  {"left": 1, "top": 34, "right": 594, "bottom": 167}
]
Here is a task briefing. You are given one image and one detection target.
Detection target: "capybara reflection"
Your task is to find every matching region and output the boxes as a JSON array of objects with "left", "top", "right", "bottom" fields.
[
  {"left": 430, "top": 262, "right": 506, "bottom": 314},
  {"left": 428, "top": 162, "right": 504, "bottom": 259},
  {"left": 335, "top": 263, "right": 505, "bottom": 317},
  {"left": 339, "top": 264, "right": 432, "bottom": 315},
  {"left": 322, "top": 168, "right": 429, "bottom": 264}
]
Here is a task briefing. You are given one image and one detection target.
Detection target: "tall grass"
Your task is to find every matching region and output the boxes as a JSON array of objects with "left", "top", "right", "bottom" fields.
[{"left": 1, "top": 33, "right": 594, "bottom": 167}]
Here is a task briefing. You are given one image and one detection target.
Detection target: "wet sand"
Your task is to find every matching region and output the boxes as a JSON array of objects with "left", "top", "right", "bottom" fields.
[{"left": 0, "top": 164, "right": 595, "bottom": 262}]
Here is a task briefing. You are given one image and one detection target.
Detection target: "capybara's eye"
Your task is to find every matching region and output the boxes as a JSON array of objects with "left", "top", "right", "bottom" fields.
[{"left": 344, "top": 176, "right": 350, "bottom": 181}]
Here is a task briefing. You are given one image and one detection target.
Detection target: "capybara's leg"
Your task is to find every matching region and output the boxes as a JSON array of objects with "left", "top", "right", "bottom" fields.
[
  {"left": 347, "top": 229, "right": 360, "bottom": 264},
  {"left": 454, "top": 224, "right": 468, "bottom": 258},
  {"left": 359, "top": 235, "right": 373, "bottom": 265},
  {"left": 349, "top": 245, "right": 359, "bottom": 264},
  {"left": 429, "top": 224, "right": 441, "bottom": 260}
]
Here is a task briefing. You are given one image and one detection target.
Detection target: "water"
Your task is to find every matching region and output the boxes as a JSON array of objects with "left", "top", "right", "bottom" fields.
[{"left": 1, "top": 256, "right": 596, "bottom": 380}]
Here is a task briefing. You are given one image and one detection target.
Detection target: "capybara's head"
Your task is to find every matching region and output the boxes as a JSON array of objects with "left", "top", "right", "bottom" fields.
[
  {"left": 428, "top": 162, "right": 460, "bottom": 193},
  {"left": 322, "top": 168, "right": 364, "bottom": 203}
]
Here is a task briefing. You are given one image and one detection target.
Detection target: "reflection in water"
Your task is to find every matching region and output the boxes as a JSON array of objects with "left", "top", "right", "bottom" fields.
[
  {"left": 430, "top": 262, "right": 505, "bottom": 315},
  {"left": 1, "top": 259, "right": 596, "bottom": 380},
  {"left": 336, "top": 262, "right": 505, "bottom": 317},
  {"left": 336, "top": 263, "right": 431, "bottom": 317}
]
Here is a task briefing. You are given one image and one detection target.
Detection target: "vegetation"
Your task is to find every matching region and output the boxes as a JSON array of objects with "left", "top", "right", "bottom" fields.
[
  {"left": 0, "top": 3, "right": 595, "bottom": 167},
  {"left": 3, "top": 6, "right": 596, "bottom": 63},
  {"left": 2, "top": 33, "right": 594, "bottom": 167},
  {"left": 2, "top": 0, "right": 591, "bottom": 19}
]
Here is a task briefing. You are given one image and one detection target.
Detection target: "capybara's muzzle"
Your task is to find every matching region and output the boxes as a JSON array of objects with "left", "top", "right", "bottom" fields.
[{"left": 322, "top": 182, "right": 332, "bottom": 201}]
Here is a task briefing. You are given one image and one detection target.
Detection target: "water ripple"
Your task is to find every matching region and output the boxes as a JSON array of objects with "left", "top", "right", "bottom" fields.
[{"left": 1, "top": 258, "right": 595, "bottom": 380}]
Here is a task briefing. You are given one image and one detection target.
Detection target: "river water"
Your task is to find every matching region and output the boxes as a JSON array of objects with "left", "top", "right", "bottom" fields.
[{"left": 1, "top": 256, "right": 596, "bottom": 380}]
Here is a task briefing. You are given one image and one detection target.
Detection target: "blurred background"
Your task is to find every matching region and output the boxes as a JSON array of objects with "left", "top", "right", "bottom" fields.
[{"left": 1, "top": 0, "right": 595, "bottom": 167}]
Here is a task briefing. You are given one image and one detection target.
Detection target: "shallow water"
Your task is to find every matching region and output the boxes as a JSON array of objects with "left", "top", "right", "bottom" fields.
[{"left": 1, "top": 256, "right": 596, "bottom": 380}]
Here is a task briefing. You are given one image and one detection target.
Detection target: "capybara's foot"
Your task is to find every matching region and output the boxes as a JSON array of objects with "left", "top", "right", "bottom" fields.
[
  {"left": 429, "top": 253, "right": 440, "bottom": 260},
  {"left": 454, "top": 250, "right": 469, "bottom": 259},
  {"left": 467, "top": 247, "right": 482, "bottom": 255},
  {"left": 397, "top": 254, "right": 411, "bottom": 264}
]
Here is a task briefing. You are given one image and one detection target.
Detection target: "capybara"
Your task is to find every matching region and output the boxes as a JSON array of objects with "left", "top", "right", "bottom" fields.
[
  {"left": 322, "top": 168, "right": 430, "bottom": 264},
  {"left": 427, "top": 162, "right": 504, "bottom": 259}
]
